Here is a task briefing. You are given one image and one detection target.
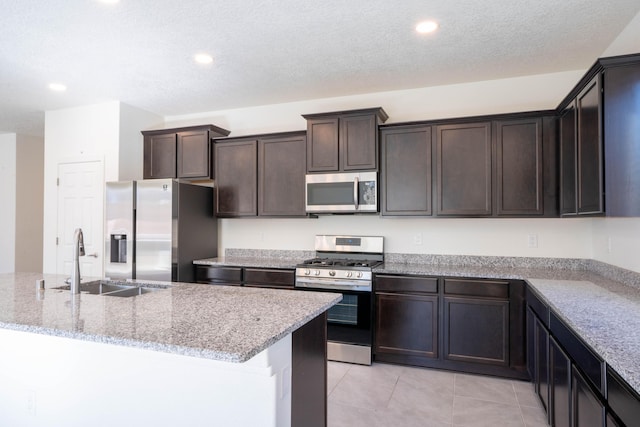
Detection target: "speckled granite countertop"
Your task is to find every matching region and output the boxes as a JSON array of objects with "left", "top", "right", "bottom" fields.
[
  {"left": 194, "top": 257, "right": 303, "bottom": 269},
  {"left": 527, "top": 278, "right": 640, "bottom": 396},
  {"left": 0, "top": 273, "right": 340, "bottom": 363},
  {"left": 194, "top": 248, "right": 314, "bottom": 269}
]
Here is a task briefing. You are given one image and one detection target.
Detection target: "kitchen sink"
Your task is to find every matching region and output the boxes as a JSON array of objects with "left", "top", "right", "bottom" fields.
[{"left": 53, "top": 280, "right": 169, "bottom": 298}]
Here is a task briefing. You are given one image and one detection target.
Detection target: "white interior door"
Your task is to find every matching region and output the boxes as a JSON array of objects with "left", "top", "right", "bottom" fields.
[{"left": 56, "top": 160, "right": 104, "bottom": 279}]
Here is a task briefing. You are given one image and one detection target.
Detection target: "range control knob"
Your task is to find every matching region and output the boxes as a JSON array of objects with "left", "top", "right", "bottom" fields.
[
  {"left": 357, "top": 271, "right": 363, "bottom": 278},
  {"left": 314, "top": 270, "right": 321, "bottom": 276},
  {"left": 329, "top": 270, "right": 336, "bottom": 277},
  {"left": 346, "top": 271, "right": 353, "bottom": 278},
  {"left": 304, "top": 269, "right": 310, "bottom": 276}
]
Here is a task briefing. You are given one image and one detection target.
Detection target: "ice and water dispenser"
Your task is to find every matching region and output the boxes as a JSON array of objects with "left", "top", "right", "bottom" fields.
[{"left": 110, "top": 234, "right": 128, "bottom": 263}]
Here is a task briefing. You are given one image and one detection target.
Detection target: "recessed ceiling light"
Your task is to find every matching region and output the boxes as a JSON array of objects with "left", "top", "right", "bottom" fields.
[
  {"left": 49, "top": 83, "right": 67, "bottom": 92},
  {"left": 416, "top": 20, "right": 439, "bottom": 34},
  {"left": 194, "top": 53, "right": 213, "bottom": 65}
]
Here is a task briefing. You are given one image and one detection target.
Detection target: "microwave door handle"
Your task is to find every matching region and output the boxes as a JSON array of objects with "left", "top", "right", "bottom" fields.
[{"left": 353, "top": 177, "right": 359, "bottom": 210}]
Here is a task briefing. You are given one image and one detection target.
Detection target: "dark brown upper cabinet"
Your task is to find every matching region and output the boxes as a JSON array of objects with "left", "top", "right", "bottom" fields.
[
  {"left": 142, "top": 124, "right": 230, "bottom": 180},
  {"left": 560, "top": 104, "right": 577, "bottom": 216},
  {"left": 215, "top": 139, "right": 258, "bottom": 217},
  {"left": 558, "top": 54, "right": 640, "bottom": 217},
  {"left": 435, "top": 122, "right": 492, "bottom": 216},
  {"left": 576, "top": 76, "right": 604, "bottom": 215},
  {"left": 380, "top": 125, "right": 432, "bottom": 216},
  {"left": 603, "top": 59, "right": 640, "bottom": 217},
  {"left": 303, "top": 107, "right": 388, "bottom": 172},
  {"left": 258, "top": 133, "right": 307, "bottom": 216},
  {"left": 214, "top": 131, "right": 307, "bottom": 218},
  {"left": 380, "top": 112, "right": 557, "bottom": 218},
  {"left": 494, "top": 118, "right": 544, "bottom": 216}
]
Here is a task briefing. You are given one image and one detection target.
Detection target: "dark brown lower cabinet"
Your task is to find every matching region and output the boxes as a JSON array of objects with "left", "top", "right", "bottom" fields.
[
  {"left": 572, "top": 366, "right": 605, "bottom": 427},
  {"left": 195, "top": 265, "right": 242, "bottom": 285},
  {"left": 374, "top": 274, "right": 526, "bottom": 379},
  {"left": 443, "top": 296, "right": 509, "bottom": 366},
  {"left": 550, "top": 337, "right": 571, "bottom": 427},
  {"left": 292, "top": 313, "right": 327, "bottom": 427},
  {"left": 375, "top": 293, "right": 438, "bottom": 360},
  {"left": 195, "top": 265, "right": 294, "bottom": 289},
  {"left": 534, "top": 314, "right": 550, "bottom": 414}
]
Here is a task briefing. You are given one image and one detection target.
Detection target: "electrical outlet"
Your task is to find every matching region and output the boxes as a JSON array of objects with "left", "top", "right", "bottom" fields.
[
  {"left": 527, "top": 234, "right": 538, "bottom": 248},
  {"left": 413, "top": 233, "right": 423, "bottom": 245}
]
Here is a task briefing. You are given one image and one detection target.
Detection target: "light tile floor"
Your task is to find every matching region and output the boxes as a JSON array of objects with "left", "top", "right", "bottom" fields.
[{"left": 328, "top": 361, "right": 549, "bottom": 427}]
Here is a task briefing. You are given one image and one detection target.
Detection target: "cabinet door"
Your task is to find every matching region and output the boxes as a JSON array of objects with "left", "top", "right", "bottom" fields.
[
  {"left": 435, "top": 122, "right": 492, "bottom": 216},
  {"left": 495, "top": 118, "right": 543, "bottom": 215},
  {"left": 576, "top": 75, "right": 604, "bottom": 215},
  {"left": 341, "top": 113, "right": 377, "bottom": 171},
  {"left": 177, "top": 130, "right": 210, "bottom": 179},
  {"left": 573, "top": 366, "right": 605, "bottom": 427},
  {"left": 560, "top": 104, "right": 577, "bottom": 215},
  {"left": 443, "top": 296, "right": 509, "bottom": 365},
  {"left": 258, "top": 135, "right": 306, "bottom": 216},
  {"left": 214, "top": 140, "right": 257, "bottom": 217},
  {"left": 604, "top": 63, "right": 640, "bottom": 217},
  {"left": 375, "top": 293, "right": 438, "bottom": 359},
  {"left": 243, "top": 268, "right": 295, "bottom": 289},
  {"left": 143, "top": 133, "right": 176, "bottom": 179},
  {"left": 194, "top": 265, "right": 243, "bottom": 285},
  {"left": 550, "top": 337, "right": 571, "bottom": 427},
  {"left": 306, "top": 118, "right": 339, "bottom": 172},
  {"left": 534, "top": 315, "right": 550, "bottom": 414},
  {"left": 380, "top": 126, "right": 432, "bottom": 215}
]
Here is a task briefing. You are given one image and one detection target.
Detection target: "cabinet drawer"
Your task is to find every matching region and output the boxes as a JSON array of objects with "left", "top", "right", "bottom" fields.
[
  {"left": 375, "top": 275, "right": 438, "bottom": 294},
  {"left": 526, "top": 285, "right": 549, "bottom": 327},
  {"left": 607, "top": 366, "right": 640, "bottom": 427},
  {"left": 444, "top": 278, "right": 509, "bottom": 299},
  {"left": 195, "top": 266, "right": 243, "bottom": 283},
  {"left": 244, "top": 268, "right": 295, "bottom": 287},
  {"left": 549, "top": 312, "right": 604, "bottom": 394}
]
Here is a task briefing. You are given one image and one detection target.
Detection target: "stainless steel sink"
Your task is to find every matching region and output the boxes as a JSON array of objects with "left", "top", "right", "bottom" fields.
[{"left": 53, "top": 280, "right": 168, "bottom": 297}]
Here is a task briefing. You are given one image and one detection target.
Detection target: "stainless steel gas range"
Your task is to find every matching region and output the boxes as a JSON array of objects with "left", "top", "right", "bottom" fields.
[{"left": 295, "top": 235, "right": 383, "bottom": 365}]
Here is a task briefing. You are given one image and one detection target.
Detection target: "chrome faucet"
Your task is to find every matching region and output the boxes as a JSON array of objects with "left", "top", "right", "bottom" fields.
[{"left": 70, "top": 228, "right": 85, "bottom": 294}]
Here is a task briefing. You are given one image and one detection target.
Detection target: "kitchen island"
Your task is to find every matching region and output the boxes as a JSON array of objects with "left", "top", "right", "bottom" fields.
[{"left": 0, "top": 273, "right": 340, "bottom": 427}]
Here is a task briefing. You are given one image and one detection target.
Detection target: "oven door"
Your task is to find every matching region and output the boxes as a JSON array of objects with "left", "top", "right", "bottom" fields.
[
  {"left": 325, "top": 290, "right": 372, "bottom": 347},
  {"left": 296, "top": 286, "right": 373, "bottom": 364},
  {"left": 305, "top": 171, "right": 377, "bottom": 213}
]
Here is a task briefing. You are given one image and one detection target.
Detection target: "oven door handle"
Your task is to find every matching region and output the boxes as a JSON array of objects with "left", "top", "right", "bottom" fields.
[{"left": 353, "top": 177, "right": 359, "bottom": 211}]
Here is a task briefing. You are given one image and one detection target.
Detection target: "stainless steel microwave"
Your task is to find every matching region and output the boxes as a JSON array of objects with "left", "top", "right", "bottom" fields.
[{"left": 305, "top": 171, "right": 378, "bottom": 213}]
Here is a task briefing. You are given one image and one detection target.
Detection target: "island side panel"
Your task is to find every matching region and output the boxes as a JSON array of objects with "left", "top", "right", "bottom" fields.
[{"left": 292, "top": 312, "right": 328, "bottom": 427}]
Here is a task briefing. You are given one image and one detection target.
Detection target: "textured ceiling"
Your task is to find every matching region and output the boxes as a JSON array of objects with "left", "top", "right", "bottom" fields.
[{"left": 1, "top": 0, "right": 639, "bottom": 137}]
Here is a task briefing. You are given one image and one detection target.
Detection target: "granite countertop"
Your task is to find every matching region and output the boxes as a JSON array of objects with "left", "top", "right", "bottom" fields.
[
  {"left": 194, "top": 256, "right": 304, "bottom": 269},
  {"left": 527, "top": 277, "right": 640, "bottom": 395},
  {"left": 0, "top": 273, "right": 340, "bottom": 363}
]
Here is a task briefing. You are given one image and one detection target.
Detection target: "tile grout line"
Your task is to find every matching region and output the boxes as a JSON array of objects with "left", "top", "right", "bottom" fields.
[{"left": 512, "top": 381, "right": 529, "bottom": 427}]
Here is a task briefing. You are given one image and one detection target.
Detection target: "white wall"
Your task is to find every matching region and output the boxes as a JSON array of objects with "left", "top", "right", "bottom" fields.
[
  {"left": 602, "top": 9, "right": 640, "bottom": 57},
  {"left": 0, "top": 134, "right": 17, "bottom": 273},
  {"left": 15, "top": 134, "right": 44, "bottom": 272},
  {"left": 118, "top": 103, "right": 163, "bottom": 181},
  {"left": 166, "top": 70, "right": 583, "bottom": 136},
  {"left": 42, "top": 102, "right": 164, "bottom": 274}
]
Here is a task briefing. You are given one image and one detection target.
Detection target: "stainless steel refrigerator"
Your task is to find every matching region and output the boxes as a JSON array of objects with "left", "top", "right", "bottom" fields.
[{"left": 104, "top": 179, "right": 218, "bottom": 282}]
